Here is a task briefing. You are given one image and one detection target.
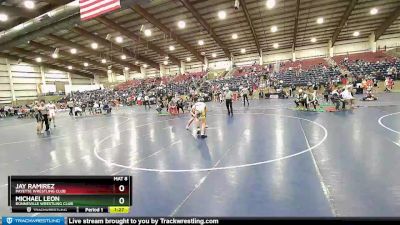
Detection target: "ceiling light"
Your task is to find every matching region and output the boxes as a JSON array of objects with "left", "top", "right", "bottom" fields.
[
  {"left": 107, "top": 69, "right": 112, "bottom": 73},
  {"left": 143, "top": 64, "right": 148, "bottom": 68},
  {"left": 266, "top": 0, "right": 276, "bottom": 9},
  {"left": 317, "top": 17, "right": 324, "bottom": 24},
  {"left": 24, "top": 0, "right": 35, "bottom": 9},
  {"left": 370, "top": 8, "right": 378, "bottom": 15},
  {"left": 51, "top": 53, "right": 58, "bottom": 58},
  {"left": 169, "top": 45, "right": 175, "bottom": 51},
  {"left": 101, "top": 59, "right": 107, "bottom": 64},
  {"left": 163, "top": 61, "right": 168, "bottom": 65},
  {"left": 115, "top": 36, "right": 123, "bottom": 43},
  {"left": 218, "top": 10, "right": 226, "bottom": 20},
  {"left": 177, "top": 20, "right": 186, "bottom": 29},
  {"left": 273, "top": 43, "right": 279, "bottom": 49},
  {"left": 0, "top": 14, "right": 8, "bottom": 22},
  {"left": 124, "top": 67, "right": 129, "bottom": 71},
  {"left": 186, "top": 57, "right": 191, "bottom": 62},
  {"left": 353, "top": 31, "right": 360, "bottom": 37},
  {"left": 165, "top": 56, "right": 169, "bottom": 60},
  {"left": 91, "top": 42, "right": 98, "bottom": 49},
  {"left": 311, "top": 37, "right": 317, "bottom": 43},
  {"left": 68, "top": 65, "right": 73, "bottom": 70},
  {"left": 70, "top": 48, "right": 77, "bottom": 54},
  {"left": 135, "top": 61, "right": 139, "bottom": 65},
  {"left": 121, "top": 54, "right": 127, "bottom": 60},
  {"left": 241, "top": 48, "right": 246, "bottom": 54},
  {"left": 47, "top": 11, "right": 55, "bottom": 17},
  {"left": 84, "top": 62, "right": 89, "bottom": 67},
  {"left": 144, "top": 29, "right": 151, "bottom": 37},
  {"left": 212, "top": 53, "right": 217, "bottom": 58},
  {"left": 35, "top": 57, "right": 42, "bottom": 63},
  {"left": 232, "top": 33, "right": 238, "bottom": 39},
  {"left": 198, "top": 40, "right": 204, "bottom": 46},
  {"left": 271, "top": 25, "right": 278, "bottom": 33}
]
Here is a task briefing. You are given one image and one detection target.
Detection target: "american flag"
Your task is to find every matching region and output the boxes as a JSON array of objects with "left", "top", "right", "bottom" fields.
[{"left": 79, "top": 0, "right": 121, "bottom": 21}]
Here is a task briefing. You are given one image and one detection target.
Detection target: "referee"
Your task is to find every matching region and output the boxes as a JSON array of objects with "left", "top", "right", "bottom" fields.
[
  {"left": 224, "top": 86, "right": 233, "bottom": 116},
  {"left": 241, "top": 85, "right": 249, "bottom": 107}
]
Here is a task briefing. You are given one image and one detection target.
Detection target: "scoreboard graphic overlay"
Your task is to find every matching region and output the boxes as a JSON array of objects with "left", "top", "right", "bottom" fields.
[{"left": 8, "top": 176, "right": 132, "bottom": 213}]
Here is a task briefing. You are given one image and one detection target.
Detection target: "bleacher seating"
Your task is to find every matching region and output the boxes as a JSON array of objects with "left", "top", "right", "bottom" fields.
[
  {"left": 332, "top": 51, "right": 396, "bottom": 64},
  {"left": 332, "top": 51, "right": 399, "bottom": 79},
  {"left": 280, "top": 57, "right": 328, "bottom": 72},
  {"left": 206, "top": 74, "right": 260, "bottom": 91},
  {"left": 290, "top": 66, "right": 341, "bottom": 86},
  {"left": 114, "top": 51, "right": 399, "bottom": 96},
  {"left": 115, "top": 71, "right": 207, "bottom": 95},
  {"left": 115, "top": 79, "right": 141, "bottom": 90},
  {"left": 172, "top": 71, "right": 206, "bottom": 83},
  {"left": 233, "top": 64, "right": 264, "bottom": 76}
]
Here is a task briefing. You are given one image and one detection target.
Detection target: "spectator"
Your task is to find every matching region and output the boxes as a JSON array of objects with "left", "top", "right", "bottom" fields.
[{"left": 341, "top": 86, "right": 355, "bottom": 109}]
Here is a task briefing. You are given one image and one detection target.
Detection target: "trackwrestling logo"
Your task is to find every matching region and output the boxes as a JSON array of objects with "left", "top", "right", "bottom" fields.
[{"left": 1, "top": 217, "right": 64, "bottom": 225}]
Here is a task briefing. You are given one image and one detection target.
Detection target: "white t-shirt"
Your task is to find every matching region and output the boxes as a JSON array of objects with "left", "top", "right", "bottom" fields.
[
  {"left": 48, "top": 104, "right": 56, "bottom": 114},
  {"left": 241, "top": 87, "right": 249, "bottom": 95},
  {"left": 193, "top": 102, "right": 206, "bottom": 113},
  {"left": 341, "top": 89, "right": 353, "bottom": 100},
  {"left": 225, "top": 90, "right": 233, "bottom": 100}
]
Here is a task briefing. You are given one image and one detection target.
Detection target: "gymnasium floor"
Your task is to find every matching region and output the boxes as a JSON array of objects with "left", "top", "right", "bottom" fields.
[{"left": 1, "top": 94, "right": 400, "bottom": 217}]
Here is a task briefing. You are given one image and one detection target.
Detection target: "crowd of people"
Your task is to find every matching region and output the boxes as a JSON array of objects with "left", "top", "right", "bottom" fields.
[
  {"left": 1, "top": 53, "right": 399, "bottom": 136},
  {"left": 293, "top": 84, "right": 357, "bottom": 111},
  {"left": 0, "top": 104, "right": 35, "bottom": 119},
  {"left": 60, "top": 89, "right": 116, "bottom": 117}
]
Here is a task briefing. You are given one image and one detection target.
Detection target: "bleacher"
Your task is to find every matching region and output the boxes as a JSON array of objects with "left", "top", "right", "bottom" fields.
[
  {"left": 172, "top": 71, "right": 206, "bottom": 83},
  {"left": 207, "top": 58, "right": 336, "bottom": 87},
  {"left": 280, "top": 57, "right": 328, "bottom": 72},
  {"left": 208, "top": 74, "right": 260, "bottom": 91},
  {"left": 114, "top": 51, "right": 399, "bottom": 95},
  {"left": 115, "top": 71, "right": 207, "bottom": 95},
  {"left": 332, "top": 51, "right": 399, "bottom": 79},
  {"left": 217, "top": 61, "right": 340, "bottom": 87},
  {"left": 292, "top": 66, "right": 341, "bottom": 86},
  {"left": 332, "top": 51, "right": 396, "bottom": 64},
  {"left": 115, "top": 79, "right": 141, "bottom": 90},
  {"left": 233, "top": 64, "right": 264, "bottom": 76}
]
